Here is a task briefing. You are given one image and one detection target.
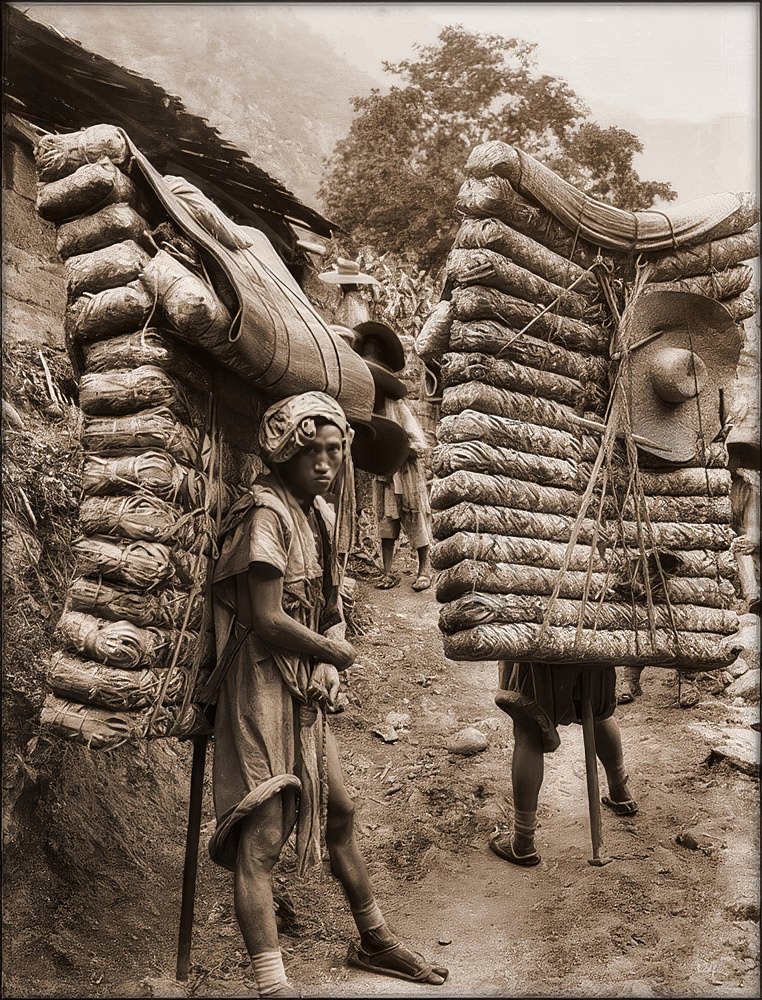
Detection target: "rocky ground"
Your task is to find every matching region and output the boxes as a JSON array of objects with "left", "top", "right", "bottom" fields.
[{"left": 3, "top": 547, "right": 759, "bottom": 999}]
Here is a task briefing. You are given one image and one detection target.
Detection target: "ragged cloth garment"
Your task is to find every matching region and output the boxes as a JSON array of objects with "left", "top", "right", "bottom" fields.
[
  {"left": 499, "top": 661, "right": 616, "bottom": 754},
  {"left": 373, "top": 398, "right": 433, "bottom": 549},
  {"left": 208, "top": 474, "right": 344, "bottom": 875}
]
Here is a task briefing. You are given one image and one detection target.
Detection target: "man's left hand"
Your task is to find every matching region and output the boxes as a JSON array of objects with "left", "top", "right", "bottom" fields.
[{"left": 308, "top": 662, "right": 341, "bottom": 707}]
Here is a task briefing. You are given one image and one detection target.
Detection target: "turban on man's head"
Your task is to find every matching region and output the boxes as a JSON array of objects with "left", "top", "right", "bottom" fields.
[{"left": 259, "top": 391, "right": 352, "bottom": 465}]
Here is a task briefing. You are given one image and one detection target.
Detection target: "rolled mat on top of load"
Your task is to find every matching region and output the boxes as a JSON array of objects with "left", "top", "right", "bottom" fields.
[
  {"left": 456, "top": 175, "right": 603, "bottom": 271},
  {"left": 36, "top": 158, "right": 138, "bottom": 223},
  {"left": 463, "top": 141, "right": 757, "bottom": 252},
  {"left": 442, "top": 622, "right": 740, "bottom": 669},
  {"left": 445, "top": 248, "right": 602, "bottom": 321},
  {"left": 438, "top": 592, "right": 739, "bottom": 635}
]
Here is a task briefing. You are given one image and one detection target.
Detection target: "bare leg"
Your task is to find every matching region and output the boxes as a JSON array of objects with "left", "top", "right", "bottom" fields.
[
  {"left": 511, "top": 716, "right": 544, "bottom": 817},
  {"left": 234, "top": 792, "right": 298, "bottom": 995},
  {"left": 412, "top": 545, "right": 432, "bottom": 590},
  {"left": 380, "top": 537, "right": 396, "bottom": 577},
  {"left": 594, "top": 716, "right": 635, "bottom": 806},
  {"left": 376, "top": 525, "right": 401, "bottom": 588},
  {"left": 323, "top": 728, "right": 447, "bottom": 984},
  {"left": 490, "top": 716, "right": 544, "bottom": 865}
]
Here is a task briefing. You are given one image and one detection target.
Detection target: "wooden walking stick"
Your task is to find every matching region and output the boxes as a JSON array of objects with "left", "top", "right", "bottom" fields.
[
  {"left": 176, "top": 734, "right": 209, "bottom": 982},
  {"left": 580, "top": 669, "right": 611, "bottom": 867}
]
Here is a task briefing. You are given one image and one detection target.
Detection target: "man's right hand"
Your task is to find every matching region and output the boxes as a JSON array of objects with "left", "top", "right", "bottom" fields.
[{"left": 325, "top": 637, "right": 356, "bottom": 671}]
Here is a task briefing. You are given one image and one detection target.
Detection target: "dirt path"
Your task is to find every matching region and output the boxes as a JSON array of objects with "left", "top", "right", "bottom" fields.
[{"left": 182, "top": 569, "right": 758, "bottom": 999}]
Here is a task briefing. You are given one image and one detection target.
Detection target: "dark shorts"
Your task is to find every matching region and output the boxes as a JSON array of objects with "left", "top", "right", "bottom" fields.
[{"left": 495, "top": 661, "right": 617, "bottom": 753}]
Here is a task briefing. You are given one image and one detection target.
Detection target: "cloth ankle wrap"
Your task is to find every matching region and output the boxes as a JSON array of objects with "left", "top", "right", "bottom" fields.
[
  {"left": 351, "top": 897, "right": 385, "bottom": 933},
  {"left": 608, "top": 765, "right": 628, "bottom": 791},
  {"left": 514, "top": 809, "right": 537, "bottom": 837},
  {"left": 513, "top": 809, "right": 537, "bottom": 852},
  {"left": 251, "top": 950, "right": 288, "bottom": 996}
]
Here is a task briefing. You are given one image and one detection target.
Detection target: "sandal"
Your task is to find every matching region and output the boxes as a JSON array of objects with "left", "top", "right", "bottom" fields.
[
  {"left": 488, "top": 832, "right": 541, "bottom": 867},
  {"left": 375, "top": 573, "right": 400, "bottom": 590},
  {"left": 412, "top": 573, "right": 432, "bottom": 592},
  {"left": 347, "top": 939, "right": 448, "bottom": 985},
  {"left": 601, "top": 795, "right": 639, "bottom": 816}
]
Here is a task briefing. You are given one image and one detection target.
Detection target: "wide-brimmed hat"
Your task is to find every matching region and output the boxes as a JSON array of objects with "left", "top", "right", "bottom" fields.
[
  {"left": 318, "top": 257, "right": 380, "bottom": 286},
  {"left": 353, "top": 320, "right": 406, "bottom": 373},
  {"left": 352, "top": 320, "right": 408, "bottom": 400},
  {"left": 350, "top": 413, "right": 410, "bottom": 476},
  {"left": 621, "top": 291, "right": 742, "bottom": 464}
]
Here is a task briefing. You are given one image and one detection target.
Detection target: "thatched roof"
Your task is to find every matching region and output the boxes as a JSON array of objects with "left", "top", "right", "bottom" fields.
[{"left": 3, "top": 5, "right": 336, "bottom": 258}]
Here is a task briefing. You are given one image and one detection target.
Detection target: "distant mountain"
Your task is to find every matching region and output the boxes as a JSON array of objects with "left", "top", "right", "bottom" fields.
[{"left": 20, "top": 4, "right": 380, "bottom": 210}]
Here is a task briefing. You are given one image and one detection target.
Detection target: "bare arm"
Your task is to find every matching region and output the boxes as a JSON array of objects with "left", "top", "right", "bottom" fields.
[{"left": 247, "top": 562, "right": 355, "bottom": 670}]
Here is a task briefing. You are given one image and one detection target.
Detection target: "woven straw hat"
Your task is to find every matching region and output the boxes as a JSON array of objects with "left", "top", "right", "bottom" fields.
[
  {"left": 353, "top": 320, "right": 406, "bottom": 373},
  {"left": 351, "top": 414, "right": 410, "bottom": 476},
  {"left": 318, "top": 257, "right": 380, "bottom": 286},
  {"left": 352, "top": 320, "right": 407, "bottom": 400},
  {"left": 622, "top": 291, "right": 742, "bottom": 464}
]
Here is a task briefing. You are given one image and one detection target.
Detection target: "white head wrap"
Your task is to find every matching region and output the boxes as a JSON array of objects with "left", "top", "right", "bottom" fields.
[{"left": 259, "top": 391, "right": 353, "bottom": 465}]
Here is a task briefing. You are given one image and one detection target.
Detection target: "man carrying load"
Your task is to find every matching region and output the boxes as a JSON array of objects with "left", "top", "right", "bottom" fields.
[{"left": 207, "top": 391, "right": 447, "bottom": 996}]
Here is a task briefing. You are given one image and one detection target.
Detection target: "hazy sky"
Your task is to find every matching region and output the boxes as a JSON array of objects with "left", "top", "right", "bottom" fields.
[
  {"left": 19, "top": 2, "right": 760, "bottom": 202},
  {"left": 291, "top": 2, "right": 759, "bottom": 200}
]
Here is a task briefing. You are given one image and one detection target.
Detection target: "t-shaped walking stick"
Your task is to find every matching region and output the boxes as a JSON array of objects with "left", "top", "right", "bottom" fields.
[{"left": 580, "top": 669, "right": 612, "bottom": 867}]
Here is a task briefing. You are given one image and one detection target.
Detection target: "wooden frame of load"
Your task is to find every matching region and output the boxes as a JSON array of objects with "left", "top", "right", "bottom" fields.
[{"left": 417, "top": 140, "right": 758, "bottom": 672}]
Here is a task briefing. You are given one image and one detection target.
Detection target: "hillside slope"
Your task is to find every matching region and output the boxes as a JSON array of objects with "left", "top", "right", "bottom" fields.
[{"left": 19, "top": 4, "right": 379, "bottom": 208}]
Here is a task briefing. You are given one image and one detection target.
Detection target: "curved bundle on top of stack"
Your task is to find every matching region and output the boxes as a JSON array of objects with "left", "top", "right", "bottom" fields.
[
  {"left": 33, "top": 125, "right": 231, "bottom": 749},
  {"left": 417, "top": 140, "right": 758, "bottom": 671}
]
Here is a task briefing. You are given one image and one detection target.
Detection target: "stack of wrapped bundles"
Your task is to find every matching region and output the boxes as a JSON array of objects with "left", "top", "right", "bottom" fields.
[
  {"left": 33, "top": 125, "right": 234, "bottom": 749},
  {"left": 417, "top": 140, "right": 758, "bottom": 671}
]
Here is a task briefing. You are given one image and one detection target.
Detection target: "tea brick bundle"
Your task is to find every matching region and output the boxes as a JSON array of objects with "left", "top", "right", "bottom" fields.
[
  {"left": 418, "top": 140, "right": 759, "bottom": 670},
  {"left": 33, "top": 125, "right": 237, "bottom": 749}
]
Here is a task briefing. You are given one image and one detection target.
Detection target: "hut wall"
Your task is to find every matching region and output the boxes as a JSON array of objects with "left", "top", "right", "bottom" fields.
[{"left": 2, "top": 132, "right": 67, "bottom": 348}]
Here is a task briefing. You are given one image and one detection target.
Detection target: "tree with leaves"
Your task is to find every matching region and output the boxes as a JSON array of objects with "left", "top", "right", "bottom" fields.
[{"left": 319, "top": 25, "right": 676, "bottom": 270}]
